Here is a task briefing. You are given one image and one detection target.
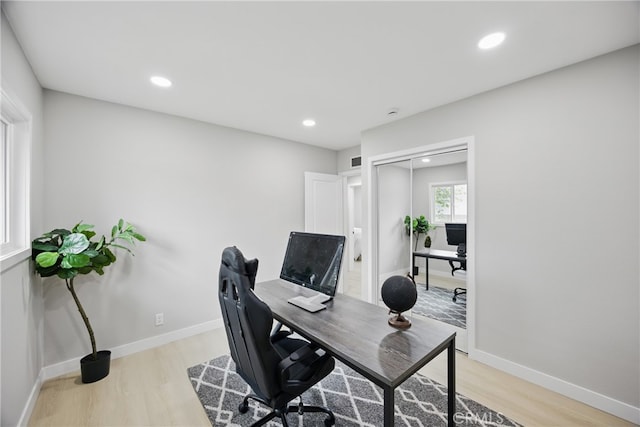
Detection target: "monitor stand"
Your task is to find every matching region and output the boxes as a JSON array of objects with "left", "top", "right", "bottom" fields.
[
  {"left": 306, "top": 293, "right": 331, "bottom": 304},
  {"left": 287, "top": 292, "right": 330, "bottom": 313}
]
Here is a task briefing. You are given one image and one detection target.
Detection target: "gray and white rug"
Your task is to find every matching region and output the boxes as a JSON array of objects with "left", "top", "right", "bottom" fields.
[
  {"left": 412, "top": 286, "right": 466, "bottom": 329},
  {"left": 188, "top": 354, "right": 519, "bottom": 427}
]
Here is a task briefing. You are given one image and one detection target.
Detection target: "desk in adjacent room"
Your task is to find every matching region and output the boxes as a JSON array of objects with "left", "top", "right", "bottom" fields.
[
  {"left": 413, "top": 249, "right": 466, "bottom": 290},
  {"left": 254, "top": 279, "right": 457, "bottom": 427}
]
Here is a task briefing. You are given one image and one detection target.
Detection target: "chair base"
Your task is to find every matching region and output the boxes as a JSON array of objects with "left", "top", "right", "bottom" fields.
[
  {"left": 239, "top": 394, "right": 335, "bottom": 427},
  {"left": 453, "top": 287, "right": 466, "bottom": 302}
]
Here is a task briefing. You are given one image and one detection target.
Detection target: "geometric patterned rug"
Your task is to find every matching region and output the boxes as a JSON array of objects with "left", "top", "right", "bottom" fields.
[
  {"left": 188, "top": 354, "right": 520, "bottom": 427},
  {"left": 412, "top": 286, "right": 466, "bottom": 329}
]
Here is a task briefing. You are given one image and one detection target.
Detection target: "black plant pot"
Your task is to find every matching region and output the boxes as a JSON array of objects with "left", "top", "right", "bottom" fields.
[{"left": 80, "top": 350, "right": 111, "bottom": 383}]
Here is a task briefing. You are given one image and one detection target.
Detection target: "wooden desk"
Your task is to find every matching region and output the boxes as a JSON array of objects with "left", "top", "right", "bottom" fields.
[
  {"left": 255, "top": 279, "right": 456, "bottom": 427},
  {"left": 413, "top": 249, "right": 466, "bottom": 290}
]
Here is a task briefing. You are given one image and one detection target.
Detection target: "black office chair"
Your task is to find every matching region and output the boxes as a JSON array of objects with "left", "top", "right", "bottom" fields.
[
  {"left": 450, "top": 262, "right": 467, "bottom": 302},
  {"left": 218, "top": 246, "right": 336, "bottom": 427}
]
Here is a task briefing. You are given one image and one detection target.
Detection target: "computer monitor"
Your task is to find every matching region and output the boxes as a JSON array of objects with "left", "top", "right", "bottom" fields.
[
  {"left": 280, "top": 231, "right": 346, "bottom": 297},
  {"left": 445, "top": 223, "right": 466, "bottom": 257}
]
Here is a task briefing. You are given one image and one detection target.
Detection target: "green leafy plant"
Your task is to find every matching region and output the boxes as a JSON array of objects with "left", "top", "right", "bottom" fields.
[
  {"left": 32, "top": 219, "right": 146, "bottom": 360},
  {"left": 404, "top": 215, "right": 433, "bottom": 250}
]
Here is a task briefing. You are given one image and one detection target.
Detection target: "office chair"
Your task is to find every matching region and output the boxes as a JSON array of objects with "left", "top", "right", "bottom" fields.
[
  {"left": 218, "top": 246, "right": 336, "bottom": 427},
  {"left": 448, "top": 259, "right": 466, "bottom": 276},
  {"left": 451, "top": 267, "right": 467, "bottom": 302}
]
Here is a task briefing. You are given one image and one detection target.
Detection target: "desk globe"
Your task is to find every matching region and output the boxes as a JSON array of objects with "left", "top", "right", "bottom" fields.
[{"left": 381, "top": 275, "right": 417, "bottom": 329}]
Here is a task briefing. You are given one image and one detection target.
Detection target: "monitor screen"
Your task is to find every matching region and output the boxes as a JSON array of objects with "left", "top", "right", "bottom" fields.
[
  {"left": 445, "top": 223, "right": 466, "bottom": 246},
  {"left": 280, "top": 232, "right": 346, "bottom": 296}
]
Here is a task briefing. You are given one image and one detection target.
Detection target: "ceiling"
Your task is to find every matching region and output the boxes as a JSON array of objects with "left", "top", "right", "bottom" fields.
[{"left": 3, "top": 1, "right": 639, "bottom": 151}]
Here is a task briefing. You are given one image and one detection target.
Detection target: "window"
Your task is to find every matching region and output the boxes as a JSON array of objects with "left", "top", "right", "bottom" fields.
[
  {"left": 0, "top": 88, "right": 31, "bottom": 269},
  {"left": 431, "top": 182, "right": 467, "bottom": 224}
]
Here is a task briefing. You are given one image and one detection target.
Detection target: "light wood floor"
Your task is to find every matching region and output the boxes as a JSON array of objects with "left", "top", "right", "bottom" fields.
[
  {"left": 29, "top": 266, "right": 635, "bottom": 427},
  {"left": 28, "top": 328, "right": 635, "bottom": 427}
]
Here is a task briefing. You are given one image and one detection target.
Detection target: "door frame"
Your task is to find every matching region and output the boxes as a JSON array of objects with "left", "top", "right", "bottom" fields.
[
  {"left": 366, "top": 136, "right": 476, "bottom": 353},
  {"left": 340, "top": 170, "right": 362, "bottom": 272}
]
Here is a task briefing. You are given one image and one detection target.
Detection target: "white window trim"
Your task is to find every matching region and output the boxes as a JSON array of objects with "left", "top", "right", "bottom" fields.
[
  {"left": 0, "top": 87, "right": 32, "bottom": 272},
  {"left": 429, "top": 180, "right": 467, "bottom": 226}
]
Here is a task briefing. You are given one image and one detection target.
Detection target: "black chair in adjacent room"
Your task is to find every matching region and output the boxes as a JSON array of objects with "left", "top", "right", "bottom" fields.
[
  {"left": 445, "top": 223, "right": 467, "bottom": 302},
  {"left": 218, "top": 246, "right": 336, "bottom": 427},
  {"left": 452, "top": 269, "right": 467, "bottom": 302},
  {"left": 448, "top": 259, "right": 467, "bottom": 301},
  {"left": 448, "top": 259, "right": 467, "bottom": 275}
]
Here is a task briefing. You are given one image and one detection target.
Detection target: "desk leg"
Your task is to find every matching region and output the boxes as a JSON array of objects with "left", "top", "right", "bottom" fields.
[
  {"left": 447, "top": 337, "right": 456, "bottom": 426},
  {"left": 384, "top": 386, "right": 394, "bottom": 426},
  {"left": 425, "top": 257, "right": 429, "bottom": 290},
  {"left": 412, "top": 254, "right": 416, "bottom": 279}
]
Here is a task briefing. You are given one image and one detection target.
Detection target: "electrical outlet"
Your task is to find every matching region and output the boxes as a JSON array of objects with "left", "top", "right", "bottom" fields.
[{"left": 155, "top": 313, "right": 164, "bottom": 326}]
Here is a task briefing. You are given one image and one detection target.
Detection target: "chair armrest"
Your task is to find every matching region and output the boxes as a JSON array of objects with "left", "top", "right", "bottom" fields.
[
  {"left": 277, "top": 345, "right": 332, "bottom": 394},
  {"left": 270, "top": 329, "right": 293, "bottom": 344},
  {"left": 279, "top": 345, "right": 317, "bottom": 370}
]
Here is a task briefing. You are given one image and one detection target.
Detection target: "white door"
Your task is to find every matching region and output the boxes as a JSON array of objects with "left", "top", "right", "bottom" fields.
[
  {"left": 305, "top": 172, "right": 345, "bottom": 292},
  {"left": 304, "top": 172, "right": 343, "bottom": 235}
]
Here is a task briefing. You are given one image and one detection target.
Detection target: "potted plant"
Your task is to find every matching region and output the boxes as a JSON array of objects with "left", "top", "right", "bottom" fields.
[
  {"left": 404, "top": 215, "right": 433, "bottom": 275},
  {"left": 422, "top": 221, "right": 435, "bottom": 249},
  {"left": 31, "top": 219, "right": 145, "bottom": 383},
  {"left": 404, "top": 215, "right": 432, "bottom": 251}
]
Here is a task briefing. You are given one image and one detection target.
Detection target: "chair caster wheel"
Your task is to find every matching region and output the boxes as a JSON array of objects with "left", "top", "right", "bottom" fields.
[
  {"left": 324, "top": 417, "right": 335, "bottom": 426},
  {"left": 238, "top": 402, "right": 249, "bottom": 414},
  {"left": 453, "top": 297, "right": 457, "bottom": 302}
]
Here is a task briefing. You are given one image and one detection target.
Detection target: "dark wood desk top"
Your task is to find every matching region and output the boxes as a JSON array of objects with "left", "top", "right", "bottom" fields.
[
  {"left": 254, "top": 279, "right": 455, "bottom": 389},
  {"left": 413, "top": 248, "right": 466, "bottom": 262}
]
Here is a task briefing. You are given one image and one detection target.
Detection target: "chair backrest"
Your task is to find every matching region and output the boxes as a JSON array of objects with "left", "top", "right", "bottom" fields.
[{"left": 218, "top": 246, "right": 282, "bottom": 400}]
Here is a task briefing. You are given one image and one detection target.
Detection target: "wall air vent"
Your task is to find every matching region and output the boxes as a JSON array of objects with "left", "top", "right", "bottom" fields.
[{"left": 351, "top": 156, "right": 362, "bottom": 168}]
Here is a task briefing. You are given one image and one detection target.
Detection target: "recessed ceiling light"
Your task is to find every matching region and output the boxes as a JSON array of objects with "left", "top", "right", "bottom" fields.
[
  {"left": 150, "top": 76, "right": 172, "bottom": 88},
  {"left": 478, "top": 32, "right": 506, "bottom": 50},
  {"left": 421, "top": 158, "right": 431, "bottom": 163},
  {"left": 302, "top": 119, "right": 316, "bottom": 127}
]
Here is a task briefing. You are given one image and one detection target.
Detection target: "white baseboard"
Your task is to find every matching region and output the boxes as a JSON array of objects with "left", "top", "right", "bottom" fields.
[
  {"left": 471, "top": 349, "right": 640, "bottom": 424},
  {"left": 428, "top": 269, "right": 466, "bottom": 283},
  {"left": 18, "top": 319, "right": 224, "bottom": 426},
  {"left": 41, "top": 318, "right": 223, "bottom": 381},
  {"left": 17, "top": 369, "right": 44, "bottom": 427}
]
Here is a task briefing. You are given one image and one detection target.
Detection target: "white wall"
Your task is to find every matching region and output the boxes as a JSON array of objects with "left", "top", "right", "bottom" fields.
[
  {"left": 0, "top": 11, "right": 45, "bottom": 427},
  {"left": 337, "top": 144, "right": 360, "bottom": 173},
  {"left": 362, "top": 45, "right": 639, "bottom": 419},
  {"left": 42, "top": 91, "right": 337, "bottom": 366},
  {"left": 376, "top": 163, "right": 411, "bottom": 279}
]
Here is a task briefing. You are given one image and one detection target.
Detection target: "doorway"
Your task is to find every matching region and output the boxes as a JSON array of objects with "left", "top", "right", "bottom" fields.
[
  {"left": 343, "top": 173, "right": 363, "bottom": 298},
  {"left": 367, "top": 137, "right": 475, "bottom": 352},
  {"left": 304, "top": 171, "right": 362, "bottom": 297}
]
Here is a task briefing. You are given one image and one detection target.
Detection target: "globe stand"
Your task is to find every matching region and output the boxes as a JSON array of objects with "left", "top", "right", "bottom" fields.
[
  {"left": 381, "top": 275, "right": 418, "bottom": 331},
  {"left": 388, "top": 311, "right": 411, "bottom": 329}
]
